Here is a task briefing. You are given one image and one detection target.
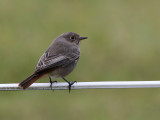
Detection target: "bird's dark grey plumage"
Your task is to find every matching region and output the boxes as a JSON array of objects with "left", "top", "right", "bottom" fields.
[{"left": 19, "top": 32, "right": 87, "bottom": 92}]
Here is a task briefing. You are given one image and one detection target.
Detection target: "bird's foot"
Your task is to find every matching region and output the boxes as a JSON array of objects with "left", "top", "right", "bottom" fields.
[
  {"left": 68, "top": 81, "right": 77, "bottom": 93},
  {"left": 62, "top": 77, "right": 76, "bottom": 93},
  {"left": 49, "top": 77, "right": 57, "bottom": 90}
]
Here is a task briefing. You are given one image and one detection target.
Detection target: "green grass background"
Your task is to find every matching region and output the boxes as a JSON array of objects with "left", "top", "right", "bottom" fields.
[{"left": 0, "top": 0, "right": 160, "bottom": 120}]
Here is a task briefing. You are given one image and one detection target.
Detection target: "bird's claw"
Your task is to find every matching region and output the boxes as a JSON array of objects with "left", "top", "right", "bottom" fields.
[
  {"left": 49, "top": 77, "right": 57, "bottom": 91},
  {"left": 68, "top": 81, "right": 77, "bottom": 93}
]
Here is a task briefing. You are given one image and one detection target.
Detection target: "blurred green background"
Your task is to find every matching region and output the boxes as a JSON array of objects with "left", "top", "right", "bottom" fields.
[{"left": 0, "top": 0, "right": 160, "bottom": 120}]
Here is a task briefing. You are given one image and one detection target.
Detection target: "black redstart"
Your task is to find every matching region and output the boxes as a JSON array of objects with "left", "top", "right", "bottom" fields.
[{"left": 19, "top": 32, "right": 87, "bottom": 92}]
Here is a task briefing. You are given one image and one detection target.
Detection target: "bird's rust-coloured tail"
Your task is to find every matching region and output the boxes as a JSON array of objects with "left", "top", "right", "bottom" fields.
[{"left": 19, "top": 73, "right": 44, "bottom": 89}]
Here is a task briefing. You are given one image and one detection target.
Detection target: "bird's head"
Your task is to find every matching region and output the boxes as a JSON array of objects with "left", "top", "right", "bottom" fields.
[{"left": 62, "top": 32, "right": 88, "bottom": 45}]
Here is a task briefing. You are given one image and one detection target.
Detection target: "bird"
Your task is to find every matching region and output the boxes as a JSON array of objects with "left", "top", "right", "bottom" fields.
[{"left": 19, "top": 32, "right": 87, "bottom": 92}]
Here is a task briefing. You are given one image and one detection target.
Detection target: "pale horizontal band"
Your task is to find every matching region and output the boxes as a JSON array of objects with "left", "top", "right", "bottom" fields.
[{"left": 0, "top": 81, "right": 160, "bottom": 91}]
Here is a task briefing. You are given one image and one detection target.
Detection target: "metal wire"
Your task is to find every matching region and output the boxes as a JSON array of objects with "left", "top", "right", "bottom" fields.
[{"left": 1, "top": 81, "right": 160, "bottom": 91}]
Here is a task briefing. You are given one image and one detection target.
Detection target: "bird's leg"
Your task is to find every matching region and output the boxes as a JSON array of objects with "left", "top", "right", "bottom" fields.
[
  {"left": 49, "top": 76, "right": 57, "bottom": 90},
  {"left": 62, "top": 77, "right": 76, "bottom": 93}
]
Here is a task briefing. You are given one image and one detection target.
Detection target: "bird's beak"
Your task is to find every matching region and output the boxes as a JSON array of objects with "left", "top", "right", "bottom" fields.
[{"left": 79, "top": 37, "right": 88, "bottom": 40}]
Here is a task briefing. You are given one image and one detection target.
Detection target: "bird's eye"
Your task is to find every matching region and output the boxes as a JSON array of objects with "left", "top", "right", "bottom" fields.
[{"left": 70, "top": 36, "right": 76, "bottom": 40}]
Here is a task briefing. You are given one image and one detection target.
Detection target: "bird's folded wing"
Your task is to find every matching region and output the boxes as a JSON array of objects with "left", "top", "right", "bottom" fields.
[{"left": 35, "top": 52, "right": 79, "bottom": 73}]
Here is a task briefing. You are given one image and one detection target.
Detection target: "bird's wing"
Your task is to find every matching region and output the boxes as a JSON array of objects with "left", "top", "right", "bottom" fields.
[{"left": 35, "top": 52, "right": 79, "bottom": 73}]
